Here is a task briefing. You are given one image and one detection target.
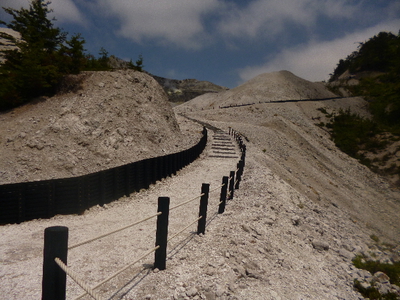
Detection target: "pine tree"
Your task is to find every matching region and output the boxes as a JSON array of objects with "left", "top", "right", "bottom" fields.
[{"left": 0, "top": 0, "right": 79, "bottom": 110}]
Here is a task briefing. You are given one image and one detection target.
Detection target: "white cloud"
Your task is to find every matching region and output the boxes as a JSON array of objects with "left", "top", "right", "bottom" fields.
[
  {"left": 0, "top": 0, "right": 86, "bottom": 26},
  {"left": 217, "top": 0, "right": 357, "bottom": 39},
  {"left": 238, "top": 19, "right": 400, "bottom": 83},
  {"left": 93, "top": 0, "right": 223, "bottom": 49},
  {"left": 50, "top": 0, "right": 87, "bottom": 26},
  {"left": 0, "top": 0, "right": 29, "bottom": 9}
]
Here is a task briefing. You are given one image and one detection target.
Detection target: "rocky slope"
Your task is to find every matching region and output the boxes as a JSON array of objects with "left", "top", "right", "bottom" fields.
[
  {"left": 176, "top": 71, "right": 400, "bottom": 244},
  {"left": 1, "top": 70, "right": 399, "bottom": 300},
  {"left": 0, "top": 70, "right": 200, "bottom": 184},
  {"left": 177, "top": 70, "right": 339, "bottom": 112},
  {"left": 151, "top": 74, "right": 229, "bottom": 103}
]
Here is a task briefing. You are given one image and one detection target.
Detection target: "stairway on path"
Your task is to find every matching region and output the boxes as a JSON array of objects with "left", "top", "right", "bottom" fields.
[{"left": 209, "top": 130, "right": 239, "bottom": 159}]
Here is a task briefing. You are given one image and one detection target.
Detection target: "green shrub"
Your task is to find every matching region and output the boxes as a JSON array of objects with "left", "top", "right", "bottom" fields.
[
  {"left": 330, "top": 109, "right": 381, "bottom": 157},
  {"left": 353, "top": 256, "right": 400, "bottom": 286}
]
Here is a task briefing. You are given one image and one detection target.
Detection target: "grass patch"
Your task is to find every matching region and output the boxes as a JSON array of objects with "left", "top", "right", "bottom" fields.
[
  {"left": 353, "top": 255, "right": 400, "bottom": 286},
  {"left": 353, "top": 255, "right": 400, "bottom": 299},
  {"left": 354, "top": 279, "right": 399, "bottom": 300}
]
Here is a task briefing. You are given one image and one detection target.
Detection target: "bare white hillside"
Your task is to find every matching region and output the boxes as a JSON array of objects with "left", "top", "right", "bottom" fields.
[
  {"left": 176, "top": 71, "right": 400, "bottom": 244},
  {"left": 0, "top": 70, "right": 200, "bottom": 184},
  {"left": 178, "top": 71, "right": 339, "bottom": 111}
]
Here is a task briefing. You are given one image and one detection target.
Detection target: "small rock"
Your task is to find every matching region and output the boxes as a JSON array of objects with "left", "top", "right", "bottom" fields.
[
  {"left": 215, "top": 285, "right": 225, "bottom": 297},
  {"left": 356, "top": 269, "right": 372, "bottom": 280},
  {"left": 265, "top": 218, "right": 275, "bottom": 225},
  {"left": 203, "top": 291, "right": 216, "bottom": 300},
  {"left": 312, "top": 240, "right": 329, "bottom": 251},
  {"left": 339, "top": 249, "right": 354, "bottom": 260},
  {"left": 205, "top": 266, "right": 215, "bottom": 276},
  {"left": 373, "top": 282, "right": 391, "bottom": 295},
  {"left": 291, "top": 215, "right": 301, "bottom": 226},
  {"left": 186, "top": 287, "right": 198, "bottom": 297},
  {"left": 373, "top": 271, "right": 390, "bottom": 283},
  {"left": 270, "top": 290, "right": 281, "bottom": 300},
  {"left": 241, "top": 224, "right": 251, "bottom": 232},
  {"left": 358, "top": 280, "right": 371, "bottom": 290},
  {"left": 153, "top": 268, "right": 159, "bottom": 273},
  {"left": 246, "top": 268, "right": 262, "bottom": 279},
  {"left": 232, "top": 263, "right": 246, "bottom": 277}
]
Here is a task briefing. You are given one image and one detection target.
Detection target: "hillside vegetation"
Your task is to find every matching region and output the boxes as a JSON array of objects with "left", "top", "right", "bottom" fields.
[
  {"left": 0, "top": 0, "right": 142, "bottom": 111},
  {"left": 327, "top": 30, "right": 400, "bottom": 186}
]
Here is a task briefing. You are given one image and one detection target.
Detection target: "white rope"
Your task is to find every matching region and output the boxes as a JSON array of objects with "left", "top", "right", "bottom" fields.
[
  {"left": 168, "top": 216, "right": 202, "bottom": 243},
  {"left": 74, "top": 246, "right": 160, "bottom": 300},
  {"left": 209, "top": 183, "right": 225, "bottom": 193},
  {"left": 69, "top": 212, "right": 162, "bottom": 250},
  {"left": 169, "top": 193, "right": 205, "bottom": 211},
  {"left": 55, "top": 257, "right": 102, "bottom": 300}
]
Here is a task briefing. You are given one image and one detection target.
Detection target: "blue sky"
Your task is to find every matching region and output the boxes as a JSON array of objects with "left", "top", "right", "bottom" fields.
[{"left": 1, "top": 0, "right": 399, "bottom": 88}]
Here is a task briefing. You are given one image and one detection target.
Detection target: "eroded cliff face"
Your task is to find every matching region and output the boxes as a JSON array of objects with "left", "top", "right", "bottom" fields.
[{"left": 0, "top": 70, "right": 199, "bottom": 184}]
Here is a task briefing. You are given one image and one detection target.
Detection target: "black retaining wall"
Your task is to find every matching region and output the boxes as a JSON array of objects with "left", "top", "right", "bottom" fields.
[{"left": 0, "top": 128, "right": 207, "bottom": 224}]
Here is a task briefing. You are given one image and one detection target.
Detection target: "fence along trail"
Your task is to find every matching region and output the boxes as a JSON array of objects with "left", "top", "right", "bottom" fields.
[{"left": 0, "top": 124, "right": 240, "bottom": 299}]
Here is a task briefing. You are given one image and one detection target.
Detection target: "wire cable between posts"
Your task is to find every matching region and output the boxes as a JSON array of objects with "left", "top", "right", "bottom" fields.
[
  {"left": 55, "top": 257, "right": 102, "bottom": 300},
  {"left": 74, "top": 245, "right": 160, "bottom": 300},
  {"left": 68, "top": 212, "right": 162, "bottom": 250}
]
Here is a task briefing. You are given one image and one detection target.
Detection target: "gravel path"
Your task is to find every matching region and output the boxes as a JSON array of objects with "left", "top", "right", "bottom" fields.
[{"left": 0, "top": 117, "right": 241, "bottom": 300}]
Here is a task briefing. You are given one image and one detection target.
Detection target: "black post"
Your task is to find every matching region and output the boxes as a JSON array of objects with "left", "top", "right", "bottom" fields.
[
  {"left": 235, "top": 160, "right": 244, "bottom": 190},
  {"left": 228, "top": 171, "right": 235, "bottom": 200},
  {"left": 218, "top": 176, "right": 229, "bottom": 214},
  {"left": 154, "top": 197, "right": 170, "bottom": 270},
  {"left": 42, "top": 226, "right": 69, "bottom": 300},
  {"left": 197, "top": 183, "right": 210, "bottom": 235},
  {"left": 241, "top": 145, "right": 246, "bottom": 167}
]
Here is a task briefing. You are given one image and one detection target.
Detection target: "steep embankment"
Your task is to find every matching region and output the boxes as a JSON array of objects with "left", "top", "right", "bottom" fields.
[
  {"left": 0, "top": 70, "right": 199, "bottom": 184},
  {"left": 176, "top": 70, "right": 400, "bottom": 243}
]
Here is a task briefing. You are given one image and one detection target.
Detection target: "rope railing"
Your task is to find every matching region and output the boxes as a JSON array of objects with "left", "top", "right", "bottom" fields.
[
  {"left": 42, "top": 128, "right": 247, "bottom": 300},
  {"left": 168, "top": 216, "right": 202, "bottom": 243},
  {"left": 55, "top": 257, "right": 102, "bottom": 300},
  {"left": 74, "top": 246, "right": 160, "bottom": 300},
  {"left": 169, "top": 193, "right": 205, "bottom": 211},
  {"left": 209, "top": 183, "right": 225, "bottom": 193},
  {"left": 68, "top": 212, "right": 162, "bottom": 250}
]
